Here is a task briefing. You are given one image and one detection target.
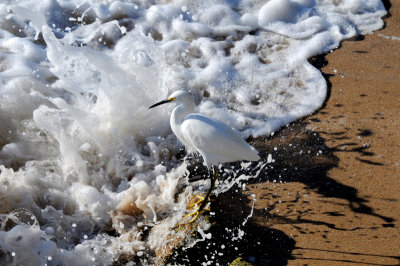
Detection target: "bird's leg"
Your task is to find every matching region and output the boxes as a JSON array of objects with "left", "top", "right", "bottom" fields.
[
  {"left": 198, "top": 165, "right": 218, "bottom": 212},
  {"left": 186, "top": 165, "right": 219, "bottom": 223}
]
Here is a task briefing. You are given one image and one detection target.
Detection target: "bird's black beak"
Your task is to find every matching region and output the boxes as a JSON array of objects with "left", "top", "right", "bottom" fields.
[{"left": 148, "top": 99, "right": 172, "bottom": 109}]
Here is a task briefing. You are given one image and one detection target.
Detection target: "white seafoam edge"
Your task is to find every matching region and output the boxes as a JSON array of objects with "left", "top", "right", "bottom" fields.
[{"left": 0, "top": 0, "right": 386, "bottom": 264}]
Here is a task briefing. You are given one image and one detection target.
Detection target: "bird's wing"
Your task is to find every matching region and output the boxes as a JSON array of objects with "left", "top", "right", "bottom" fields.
[{"left": 180, "top": 114, "right": 259, "bottom": 165}]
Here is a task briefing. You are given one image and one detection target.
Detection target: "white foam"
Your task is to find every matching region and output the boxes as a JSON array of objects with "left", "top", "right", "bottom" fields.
[
  {"left": 0, "top": 0, "right": 386, "bottom": 263},
  {"left": 378, "top": 33, "right": 400, "bottom": 41}
]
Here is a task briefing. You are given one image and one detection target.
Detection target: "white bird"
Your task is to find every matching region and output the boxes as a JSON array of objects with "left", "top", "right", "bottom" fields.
[{"left": 149, "top": 90, "right": 260, "bottom": 222}]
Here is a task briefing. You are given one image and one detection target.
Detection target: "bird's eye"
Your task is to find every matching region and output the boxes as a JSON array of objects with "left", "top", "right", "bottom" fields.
[{"left": 168, "top": 97, "right": 176, "bottom": 101}]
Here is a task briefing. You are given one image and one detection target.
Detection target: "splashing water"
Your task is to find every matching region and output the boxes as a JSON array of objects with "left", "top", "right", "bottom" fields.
[{"left": 0, "top": 0, "right": 386, "bottom": 264}]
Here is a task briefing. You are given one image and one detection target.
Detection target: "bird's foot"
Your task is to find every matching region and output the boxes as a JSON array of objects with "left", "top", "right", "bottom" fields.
[
  {"left": 187, "top": 195, "right": 205, "bottom": 208},
  {"left": 185, "top": 195, "right": 212, "bottom": 223},
  {"left": 185, "top": 206, "right": 211, "bottom": 223},
  {"left": 187, "top": 195, "right": 215, "bottom": 208}
]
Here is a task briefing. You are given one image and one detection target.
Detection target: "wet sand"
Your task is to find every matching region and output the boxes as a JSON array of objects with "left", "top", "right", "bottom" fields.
[{"left": 170, "top": 1, "right": 400, "bottom": 265}]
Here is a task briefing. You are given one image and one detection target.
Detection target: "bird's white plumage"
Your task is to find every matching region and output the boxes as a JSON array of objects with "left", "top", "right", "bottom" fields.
[
  {"left": 165, "top": 90, "right": 260, "bottom": 168},
  {"left": 181, "top": 114, "right": 260, "bottom": 167}
]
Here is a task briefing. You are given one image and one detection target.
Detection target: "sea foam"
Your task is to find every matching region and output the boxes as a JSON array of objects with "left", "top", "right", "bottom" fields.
[{"left": 0, "top": 0, "right": 386, "bottom": 264}]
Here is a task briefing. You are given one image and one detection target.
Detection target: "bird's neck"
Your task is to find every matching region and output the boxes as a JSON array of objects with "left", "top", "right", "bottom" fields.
[{"left": 170, "top": 102, "right": 194, "bottom": 126}]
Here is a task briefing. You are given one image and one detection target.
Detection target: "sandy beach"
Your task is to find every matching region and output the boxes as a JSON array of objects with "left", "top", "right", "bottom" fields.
[{"left": 171, "top": 1, "right": 400, "bottom": 265}]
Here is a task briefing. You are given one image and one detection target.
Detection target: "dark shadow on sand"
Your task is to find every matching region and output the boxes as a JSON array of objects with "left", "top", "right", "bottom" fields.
[
  {"left": 250, "top": 121, "right": 395, "bottom": 224},
  {"left": 168, "top": 187, "right": 295, "bottom": 265}
]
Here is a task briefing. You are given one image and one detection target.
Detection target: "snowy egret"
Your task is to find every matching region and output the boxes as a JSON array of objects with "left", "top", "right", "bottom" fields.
[{"left": 149, "top": 90, "right": 260, "bottom": 222}]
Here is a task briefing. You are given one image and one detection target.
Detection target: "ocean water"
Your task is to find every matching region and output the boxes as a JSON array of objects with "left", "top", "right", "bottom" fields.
[{"left": 0, "top": 0, "right": 386, "bottom": 264}]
